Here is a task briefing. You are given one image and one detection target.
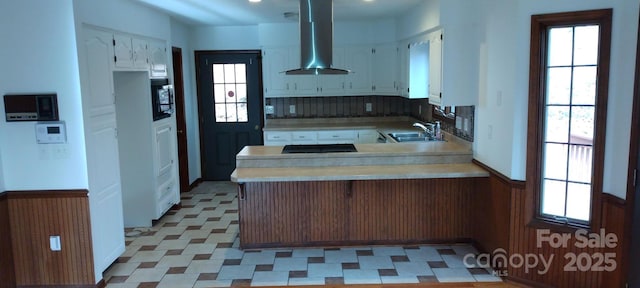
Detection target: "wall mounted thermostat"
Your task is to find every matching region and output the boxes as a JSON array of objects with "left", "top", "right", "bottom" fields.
[{"left": 35, "top": 121, "right": 66, "bottom": 144}]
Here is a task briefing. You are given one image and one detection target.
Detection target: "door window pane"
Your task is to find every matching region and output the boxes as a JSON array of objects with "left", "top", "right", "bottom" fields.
[
  {"left": 573, "top": 25, "right": 599, "bottom": 66},
  {"left": 568, "top": 144, "right": 593, "bottom": 184},
  {"left": 545, "top": 106, "right": 570, "bottom": 143},
  {"left": 570, "top": 106, "right": 594, "bottom": 144},
  {"left": 543, "top": 143, "right": 568, "bottom": 180},
  {"left": 572, "top": 66, "right": 597, "bottom": 105},
  {"left": 547, "top": 27, "right": 573, "bottom": 66},
  {"left": 214, "top": 84, "right": 225, "bottom": 103},
  {"left": 212, "top": 63, "right": 248, "bottom": 123},
  {"left": 546, "top": 67, "right": 572, "bottom": 105},
  {"left": 213, "top": 65, "right": 225, "bottom": 84},
  {"left": 566, "top": 182, "right": 591, "bottom": 221},
  {"left": 541, "top": 179, "right": 567, "bottom": 217}
]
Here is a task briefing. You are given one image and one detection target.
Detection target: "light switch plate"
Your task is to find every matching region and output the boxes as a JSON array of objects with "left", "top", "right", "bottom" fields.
[
  {"left": 365, "top": 103, "right": 372, "bottom": 112},
  {"left": 50, "top": 235, "right": 61, "bottom": 251},
  {"left": 289, "top": 105, "right": 296, "bottom": 114},
  {"left": 265, "top": 105, "right": 275, "bottom": 114}
]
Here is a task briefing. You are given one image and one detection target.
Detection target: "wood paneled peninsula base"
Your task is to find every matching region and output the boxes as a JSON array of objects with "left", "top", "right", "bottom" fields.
[{"left": 231, "top": 142, "right": 488, "bottom": 249}]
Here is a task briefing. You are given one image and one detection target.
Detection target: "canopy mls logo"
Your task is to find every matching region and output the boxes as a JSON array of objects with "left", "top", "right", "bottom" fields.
[{"left": 464, "top": 229, "right": 618, "bottom": 276}]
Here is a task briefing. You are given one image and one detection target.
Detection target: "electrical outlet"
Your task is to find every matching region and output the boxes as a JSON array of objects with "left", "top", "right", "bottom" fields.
[
  {"left": 365, "top": 103, "right": 372, "bottom": 112},
  {"left": 289, "top": 105, "right": 296, "bottom": 114},
  {"left": 496, "top": 90, "right": 503, "bottom": 107},
  {"left": 50, "top": 235, "right": 61, "bottom": 251},
  {"left": 265, "top": 105, "right": 275, "bottom": 114},
  {"left": 488, "top": 124, "right": 493, "bottom": 140}
]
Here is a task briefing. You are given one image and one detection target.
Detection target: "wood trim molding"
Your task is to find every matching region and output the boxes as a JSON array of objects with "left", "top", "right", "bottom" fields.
[
  {"left": 188, "top": 178, "right": 203, "bottom": 192},
  {"left": 526, "top": 9, "right": 613, "bottom": 230},
  {"left": 602, "top": 192, "right": 626, "bottom": 208},
  {"left": 472, "top": 159, "right": 526, "bottom": 189},
  {"left": 0, "top": 190, "right": 15, "bottom": 287},
  {"left": 5, "top": 189, "right": 88, "bottom": 199}
]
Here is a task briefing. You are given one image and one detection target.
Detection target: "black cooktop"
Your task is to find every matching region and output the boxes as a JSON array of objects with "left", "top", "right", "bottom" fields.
[{"left": 281, "top": 144, "right": 358, "bottom": 154}]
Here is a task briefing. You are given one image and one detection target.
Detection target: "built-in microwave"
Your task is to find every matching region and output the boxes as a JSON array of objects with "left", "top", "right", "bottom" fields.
[{"left": 150, "top": 78, "right": 173, "bottom": 121}]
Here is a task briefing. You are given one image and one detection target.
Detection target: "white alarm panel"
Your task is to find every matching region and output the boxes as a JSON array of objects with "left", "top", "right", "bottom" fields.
[{"left": 35, "top": 121, "right": 66, "bottom": 144}]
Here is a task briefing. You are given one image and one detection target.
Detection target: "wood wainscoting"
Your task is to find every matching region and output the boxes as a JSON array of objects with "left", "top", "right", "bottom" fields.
[
  {"left": 473, "top": 160, "right": 627, "bottom": 288},
  {"left": 0, "top": 192, "right": 16, "bottom": 288},
  {"left": 239, "top": 178, "right": 482, "bottom": 248},
  {"left": 1, "top": 190, "right": 95, "bottom": 287}
]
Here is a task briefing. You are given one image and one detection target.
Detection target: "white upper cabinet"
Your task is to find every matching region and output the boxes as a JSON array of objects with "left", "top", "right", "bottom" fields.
[
  {"left": 372, "top": 43, "right": 397, "bottom": 96},
  {"left": 397, "top": 43, "right": 410, "bottom": 97},
  {"left": 149, "top": 41, "right": 168, "bottom": 78},
  {"left": 263, "top": 46, "right": 348, "bottom": 97},
  {"left": 113, "top": 33, "right": 161, "bottom": 73},
  {"left": 132, "top": 38, "right": 148, "bottom": 69},
  {"left": 428, "top": 30, "right": 443, "bottom": 106},
  {"left": 114, "top": 34, "right": 149, "bottom": 70},
  {"left": 409, "top": 41, "right": 429, "bottom": 99},
  {"left": 263, "top": 47, "right": 295, "bottom": 97},
  {"left": 113, "top": 34, "right": 134, "bottom": 69},
  {"left": 318, "top": 47, "right": 346, "bottom": 96},
  {"left": 344, "top": 46, "right": 372, "bottom": 95}
]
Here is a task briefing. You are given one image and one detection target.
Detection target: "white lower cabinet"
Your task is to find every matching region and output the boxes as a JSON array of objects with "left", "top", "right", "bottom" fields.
[
  {"left": 317, "top": 130, "right": 357, "bottom": 144},
  {"left": 291, "top": 131, "right": 317, "bottom": 144},
  {"left": 264, "top": 131, "right": 292, "bottom": 146},
  {"left": 264, "top": 129, "right": 378, "bottom": 145}
]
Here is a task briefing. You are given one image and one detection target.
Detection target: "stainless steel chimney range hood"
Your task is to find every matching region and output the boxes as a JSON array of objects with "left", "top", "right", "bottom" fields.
[{"left": 285, "top": 0, "right": 349, "bottom": 75}]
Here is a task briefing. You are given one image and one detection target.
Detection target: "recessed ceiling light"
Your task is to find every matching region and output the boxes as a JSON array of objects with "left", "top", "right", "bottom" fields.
[{"left": 249, "top": 0, "right": 261, "bottom": 2}]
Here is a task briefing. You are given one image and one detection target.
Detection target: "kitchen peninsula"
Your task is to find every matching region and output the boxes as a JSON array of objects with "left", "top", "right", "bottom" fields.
[{"left": 231, "top": 129, "right": 489, "bottom": 248}]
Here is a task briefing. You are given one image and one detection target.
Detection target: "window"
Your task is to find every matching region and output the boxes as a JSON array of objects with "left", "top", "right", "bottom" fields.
[
  {"left": 527, "top": 9, "right": 612, "bottom": 228},
  {"left": 213, "top": 63, "right": 248, "bottom": 123}
]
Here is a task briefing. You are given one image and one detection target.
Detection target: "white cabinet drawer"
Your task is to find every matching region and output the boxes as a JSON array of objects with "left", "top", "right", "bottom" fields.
[
  {"left": 155, "top": 179, "right": 176, "bottom": 218},
  {"left": 317, "top": 130, "right": 356, "bottom": 140},
  {"left": 264, "top": 131, "right": 292, "bottom": 141},
  {"left": 291, "top": 131, "right": 317, "bottom": 142}
]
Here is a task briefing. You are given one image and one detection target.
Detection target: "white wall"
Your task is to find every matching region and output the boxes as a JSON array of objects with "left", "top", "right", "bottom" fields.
[
  {"left": 73, "top": 0, "right": 171, "bottom": 41},
  {"left": 396, "top": 0, "right": 440, "bottom": 41},
  {"left": 473, "top": 0, "right": 640, "bottom": 200},
  {"left": 193, "top": 26, "right": 261, "bottom": 50},
  {"left": 0, "top": 0, "right": 88, "bottom": 190},
  {"left": 474, "top": 0, "right": 522, "bottom": 181},
  {"left": 171, "top": 19, "right": 202, "bottom": 184},
  {"left": 0, "top": 148, "right": 5, "bottom": 191}
]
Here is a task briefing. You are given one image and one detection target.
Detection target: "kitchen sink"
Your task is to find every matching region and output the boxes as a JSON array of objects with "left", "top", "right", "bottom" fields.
[{"left": 387, "top": 132, "right": 443, "bottom": 142}]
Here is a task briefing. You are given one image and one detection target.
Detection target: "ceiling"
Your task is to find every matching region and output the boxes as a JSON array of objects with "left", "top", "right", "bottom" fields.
[{"left": 134, "top": 0, "right": 424, "bottom": 26}]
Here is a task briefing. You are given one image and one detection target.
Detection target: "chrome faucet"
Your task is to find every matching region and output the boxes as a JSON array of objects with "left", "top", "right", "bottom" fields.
[{"left": 413, "top": 122, "right": 435, "bottom": 137}]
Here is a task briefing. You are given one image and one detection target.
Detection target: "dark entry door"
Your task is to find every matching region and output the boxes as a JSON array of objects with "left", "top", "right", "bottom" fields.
[
  {"left": 631, "top": 145, "right": 640, "bottom": 287},
  {"left": 196, "top": 51, "right": 263, "bottom": 180}
]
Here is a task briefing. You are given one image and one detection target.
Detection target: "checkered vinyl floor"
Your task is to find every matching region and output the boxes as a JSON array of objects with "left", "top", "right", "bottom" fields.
[{"left": 104, "top": 181, "right": 502, "bottom": 287}]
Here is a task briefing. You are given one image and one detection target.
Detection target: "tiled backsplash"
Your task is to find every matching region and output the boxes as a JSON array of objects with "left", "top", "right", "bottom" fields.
[{"left": 265, "top": 96, "right": 474, "bottom": 141}]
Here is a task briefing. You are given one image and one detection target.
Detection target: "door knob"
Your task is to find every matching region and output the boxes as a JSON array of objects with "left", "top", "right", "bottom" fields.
[
  {"left": 178, "top": 130, "right": 184, "bottom": 134},
  {"left": 254, "top": 125, "right": 260, "bottom": 130}
]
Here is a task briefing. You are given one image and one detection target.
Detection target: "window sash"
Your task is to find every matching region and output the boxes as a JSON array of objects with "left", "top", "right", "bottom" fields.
[{"left": 526, "top": 9, "right": 612, "bottom": 229}]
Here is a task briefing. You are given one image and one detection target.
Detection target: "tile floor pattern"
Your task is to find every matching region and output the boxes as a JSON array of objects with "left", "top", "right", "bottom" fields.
[{"left": 104, "top": 181, "right": 502, "bottom": 287}]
